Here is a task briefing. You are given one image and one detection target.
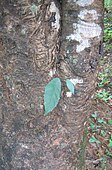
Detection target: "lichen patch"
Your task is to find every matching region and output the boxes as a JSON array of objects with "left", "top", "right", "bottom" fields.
[
  {"left": 49, "top": 2, "right": 60, "bottom": 31},
  {"left": 76, "top": 0, "right": 94, "bottom": 6},
  {"left": 66, "top": 91, "right": 72, "bottom": 97},
  {"left": 66, "top": 20, "right": 101, "bottom": 53},
  {"left": 49, "top": 68, "right": 56, "bottom": 77},
  {"left": 70, "top": 78, "right": 83, "bottom": 86},
  {"left": 73, "top": 21, "right": 102, "bottom": 39},
  {"left": 76, "top": 39, "right": 90, "bottom": 53},
  {"left": 78, "top": 9, "right": 98, "bottom": 21}
]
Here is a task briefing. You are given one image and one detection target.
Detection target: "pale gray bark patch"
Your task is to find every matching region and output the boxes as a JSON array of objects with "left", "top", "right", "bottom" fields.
[
  {"left": 70, "top": 78, "right": 83, "bottom": 86},
  {"left": 76, "top": 0, "right": 94, "bottom": 6},
  {"left": 49, "top": 1, "right": 60, "bottom": 31},
  {"left": 78, "top": 9, "right": 98, "bottom": 21},
  {"left": 66, "top": 9, "right": 102, "bottom": 53}
]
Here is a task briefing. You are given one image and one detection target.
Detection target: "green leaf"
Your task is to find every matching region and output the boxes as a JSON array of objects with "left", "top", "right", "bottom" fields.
[
  {"left": 89, "top": 122, "right": 96, "bottom": 130},
  {"left": 91, "top": 113, "right": 98, "bottom": 119},
  {"left": 30, "top": 4, "right": 39, "bottom": 15},
  {"left": 44, "top": 78, "right": 61, "bottom": 115},
  {"left": 108, "top": 120, "right": 112, "bottom": 125},
  {"left": 66, "top": 79, "right": 75, "bottom": 94},
  {"left": 108, "top": 139, "right": 112, "bottom": 148},
  {"left": 100, "top": 130, "right": 107, "bottom": 137},
  {"left": 97, "top": 119, "right": 107, "bottom": 124},
  {"left": 101, "top": 158, "right": 106, "bottom": 168},
  {"left": 89, "top": 135, "right": 100, "bottom": 144},
  {"left": 105, "top": 149, "right": 112, "bottom": 157}
]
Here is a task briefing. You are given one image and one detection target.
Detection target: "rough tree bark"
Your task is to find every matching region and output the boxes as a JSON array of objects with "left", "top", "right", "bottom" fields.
[
  {"left": 0, "top": 0, "right": 103, "bottom": 170},
  {"left": 59, "top": 0, "right": 104, "bottom": 168}
]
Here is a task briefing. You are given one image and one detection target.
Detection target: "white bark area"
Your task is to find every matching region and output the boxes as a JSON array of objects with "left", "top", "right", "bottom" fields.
[
  {"left": 49, "top": 2, "right": 60, "bottom": 31},
  {"left": 68, "top": 0, "right": 94, "bottom": 6},
  {"left": 66, "top": 20, "right": 101, "bottom": 53},
  {"left": 76, "top": 0, "right": 94, "bottom": 6},
  {"left": 66, "top": 1, "right": 102, "bottom": 53}
]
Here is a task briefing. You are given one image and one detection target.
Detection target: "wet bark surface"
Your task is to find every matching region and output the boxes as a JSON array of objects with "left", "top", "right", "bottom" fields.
[{"left": 0, "top": 0, "right": 104, "bottom": 170}]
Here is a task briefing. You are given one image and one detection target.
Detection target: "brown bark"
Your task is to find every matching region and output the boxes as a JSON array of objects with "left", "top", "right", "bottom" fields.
[
  {"left": 59, "top": 0, "right": 103, "bottom": 168},
  {"left": 0, "top": 0, "right": 103, "bottom": 169}
]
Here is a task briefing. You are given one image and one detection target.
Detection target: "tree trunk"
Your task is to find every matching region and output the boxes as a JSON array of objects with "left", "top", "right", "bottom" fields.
[
  {"left": 59, "top": 0, "right": 104, "bottom": 168},
  {"left": 0, "top": 0, "right": 103, "bottom": 170}
]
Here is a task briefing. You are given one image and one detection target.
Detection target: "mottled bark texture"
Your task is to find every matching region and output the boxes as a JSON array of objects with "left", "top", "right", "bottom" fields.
[
  {"left": 59, "top": 0, "right": 103, "bottom": 168},
  {"left": 0, "top": 0, "right": 103, "bottom": 170}
]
